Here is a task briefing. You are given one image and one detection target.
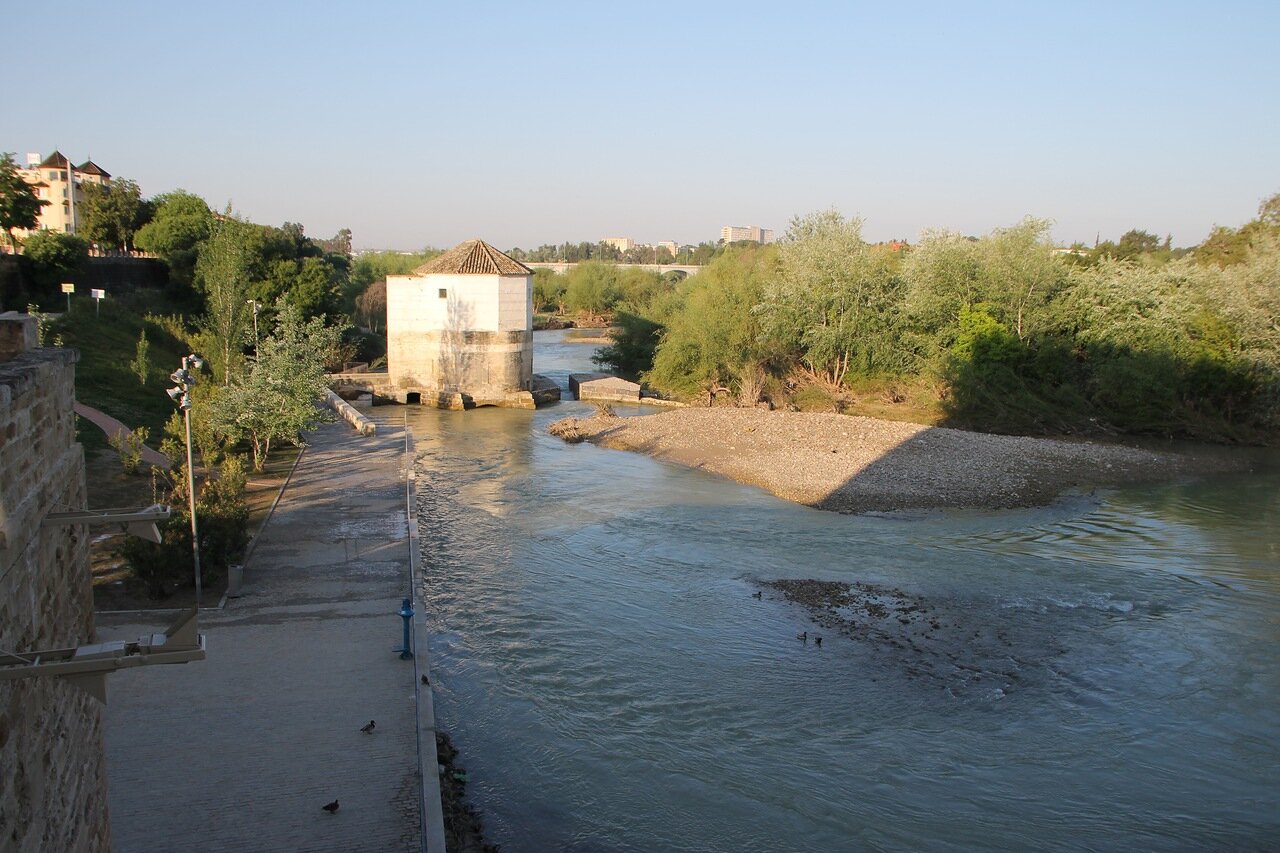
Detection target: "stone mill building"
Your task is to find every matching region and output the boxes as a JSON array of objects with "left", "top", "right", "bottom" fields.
[{"left": 384, "top": 239, "right": 556, "bottom": 409}]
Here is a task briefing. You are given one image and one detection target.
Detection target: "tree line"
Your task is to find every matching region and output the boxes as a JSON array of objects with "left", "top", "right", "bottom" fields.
[
  {"left": 595, "top": 199, "right": 1280, "bottom": 443},
  {"left": 1, "top": 157, "right": 383, "bottom": 597}
]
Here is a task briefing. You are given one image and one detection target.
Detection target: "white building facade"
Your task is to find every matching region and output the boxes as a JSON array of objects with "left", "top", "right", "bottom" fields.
[{"left": 385, "top": 239, "right": 534, "bottom": 407}]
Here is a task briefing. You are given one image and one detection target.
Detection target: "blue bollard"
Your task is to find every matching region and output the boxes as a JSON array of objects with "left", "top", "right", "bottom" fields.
[{"left": 396, "top": 597, "right": 415, "bottom": 659}]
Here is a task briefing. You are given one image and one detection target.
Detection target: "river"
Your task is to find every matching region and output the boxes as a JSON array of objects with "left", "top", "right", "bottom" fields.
[{"left": 410, "top": 330, "right": 1279, "bottom": 851}]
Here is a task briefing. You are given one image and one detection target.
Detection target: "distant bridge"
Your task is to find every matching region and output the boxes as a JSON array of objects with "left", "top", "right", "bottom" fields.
[{"left": 524, "top": 261, "right": 702, "bottom": 278}]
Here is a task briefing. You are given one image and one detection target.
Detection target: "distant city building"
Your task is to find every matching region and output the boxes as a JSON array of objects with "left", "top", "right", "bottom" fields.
[
  {"left": 602, "top": 236, "right": 635, "bottom": 253},
  {"left": 14, "top": 150, "right": 112, "bottom": 238},
  {"left": 656, "top": 240, "right": 678, "bottom": 257},
  {"left": 720, "top": 225, "right": 773, "bottom": 244}
]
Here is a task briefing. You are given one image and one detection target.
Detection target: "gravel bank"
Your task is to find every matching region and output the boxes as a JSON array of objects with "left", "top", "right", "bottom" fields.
[{"left": 551, "top": 408, "right": 1245, "bottom": 513}]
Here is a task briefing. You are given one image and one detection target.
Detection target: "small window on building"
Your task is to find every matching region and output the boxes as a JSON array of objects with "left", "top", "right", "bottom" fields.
[{"left": 438, "top": 288, "right": 448, "bottom": 299}]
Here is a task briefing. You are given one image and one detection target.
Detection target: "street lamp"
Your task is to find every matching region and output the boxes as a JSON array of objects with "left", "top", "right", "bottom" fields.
[
  {"left": 246, "top": 299, "right": 261, "bottom": 350},
  {"left": 168, "top": 354, "right": 206, "bottom": 606}
]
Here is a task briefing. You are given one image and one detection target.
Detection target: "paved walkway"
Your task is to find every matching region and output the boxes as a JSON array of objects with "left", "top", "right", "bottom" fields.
[
  {"left": 98, "top": 410, "right": 442, "bottom": 852},
  {"left": 74, "top": 402, "right": 171, "bottom": 469}
]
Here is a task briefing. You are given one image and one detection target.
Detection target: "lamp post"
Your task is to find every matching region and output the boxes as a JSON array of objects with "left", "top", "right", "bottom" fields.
[
  {"left": 246, "top": 299, "right": 261, "bottom": 351},
  {"left": 167, "top": 354, "right": 206, "bottom": 606}
]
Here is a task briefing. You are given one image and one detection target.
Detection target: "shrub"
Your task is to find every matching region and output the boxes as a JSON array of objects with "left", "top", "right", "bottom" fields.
[
  {"left": 107, "top": 426, "right": 150, "bottom": 475},
  {"left": 122, "top": 455, "right": 249, "bottom": 599}
]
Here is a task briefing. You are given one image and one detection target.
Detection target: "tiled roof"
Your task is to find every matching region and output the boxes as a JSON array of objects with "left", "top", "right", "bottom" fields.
[
  {"left": 414, "top": 239, "right": 532, "bottom": 276},
  {"left": 77, "top": 160, "right": 110, "bottom": 178},
  {"left": 39, "top": 151, "right": 70, "bottom": 168}
]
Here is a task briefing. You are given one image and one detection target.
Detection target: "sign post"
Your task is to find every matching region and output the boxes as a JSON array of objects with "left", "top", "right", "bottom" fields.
[
  {"left": 61, "top": 282, "right": 74, "bottom": 313},
  {"left": 91, "top": 288, "right": 105, "bottom": 318}
]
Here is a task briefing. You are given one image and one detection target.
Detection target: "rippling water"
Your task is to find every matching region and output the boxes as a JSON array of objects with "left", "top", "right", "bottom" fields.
[{"left": 412, "top": 331, "right": 1280, "bottom": 851}]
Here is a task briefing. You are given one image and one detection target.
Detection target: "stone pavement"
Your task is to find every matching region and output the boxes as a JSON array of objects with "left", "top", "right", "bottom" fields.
[{"left": 98, "top": 410, "right": 443, "bottom": 852}]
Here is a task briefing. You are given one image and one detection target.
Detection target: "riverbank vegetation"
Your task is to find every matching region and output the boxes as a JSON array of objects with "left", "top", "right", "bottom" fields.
[
  {"left": 6, "top": 173, "right": 368, "bottom": 602},
  {"left": 593, "top": 198, "right": 1280, "bottom": 444}
]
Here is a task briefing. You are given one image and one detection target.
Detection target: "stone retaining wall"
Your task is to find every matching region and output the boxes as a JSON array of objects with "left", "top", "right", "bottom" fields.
[{"left": 0, "top": 314, "right": 109, "bottom": 852}]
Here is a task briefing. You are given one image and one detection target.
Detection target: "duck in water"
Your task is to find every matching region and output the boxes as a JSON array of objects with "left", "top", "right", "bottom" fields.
[{"left": 797, "top": 631, "right": 808, "bottom": 643}]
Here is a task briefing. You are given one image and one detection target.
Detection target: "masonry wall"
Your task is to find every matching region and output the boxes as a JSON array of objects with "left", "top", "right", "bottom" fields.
[
  {"left": 0, "top": 315, "right": 109, "bottom": 852},
  {"left": 386, "top": 273, "right": 533, "bottom": 399}
]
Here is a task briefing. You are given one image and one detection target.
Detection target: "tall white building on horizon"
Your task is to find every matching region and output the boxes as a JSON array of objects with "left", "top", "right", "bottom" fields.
[{"left": 720, "top": 225, "right": 773, "bottom": 244}]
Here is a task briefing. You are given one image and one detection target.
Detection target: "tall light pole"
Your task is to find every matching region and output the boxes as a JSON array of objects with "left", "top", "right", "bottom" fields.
[
  {"left": 168, "top": 354, "right": 206, "bottom": 606},
  {"left": 246, "top": 299, "right": 261, "bottom": 351}
]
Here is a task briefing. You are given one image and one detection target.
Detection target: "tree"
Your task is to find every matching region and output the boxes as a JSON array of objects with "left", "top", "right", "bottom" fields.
[
  {"left": 134, "top": 190, "right": 213, "bottom": 292},
  {"left": 130, "top": 329, "right": 150, "bottom": 384},
  {"left": 563, "top": 261, "right": 622, "bottom": 321},
  {"left": 903, "top": 218, "right": 1064, "bottom": 356},
  {"left": 196, "top": 214, "right": 254, "bottom": 384},
  {"left": 0, "top": 152, "right": 46, "bottom": 250},
  {"left": 78, "top": 178, "right": 143, "bottom": 251},
  {"left": 1258, "top": 191, "right": 1280, "bottom": 227},
  {"left": 354, "top": 279, "right": 386, "bottom": 332},
  {"left": 209, "top": 302, "right": 347, "bottom": 470},
  {"left": 317, "top": 228, "right": 353, "bottom": 256},
  {"left": 22, "top": 231, "right": 89, "bottom": 298},
  {"left": 532, "top": 267, "right": 567, "bottom": 313},
  {"left": 757, "top": 210, "right": 904, "bottom": 386}
]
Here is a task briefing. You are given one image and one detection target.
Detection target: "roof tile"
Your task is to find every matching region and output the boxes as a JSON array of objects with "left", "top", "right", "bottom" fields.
[{"left": 415, "top": 239, "right": 531, "bottom": 276}]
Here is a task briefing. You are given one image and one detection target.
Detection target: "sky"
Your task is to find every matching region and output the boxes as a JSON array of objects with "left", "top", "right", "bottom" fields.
[{"left": 4, "top": 1, "right": 1278, "bottom": 252}]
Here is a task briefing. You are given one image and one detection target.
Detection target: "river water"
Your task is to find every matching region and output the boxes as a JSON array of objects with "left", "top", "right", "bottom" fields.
[{"left": 411, "top": 330, "right": 1279, "bottom": 851}]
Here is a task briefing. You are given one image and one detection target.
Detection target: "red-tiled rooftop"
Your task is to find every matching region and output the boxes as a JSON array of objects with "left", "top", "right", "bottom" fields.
[{"left": 414, "top": 239, "right": 532, "bottom": 276}]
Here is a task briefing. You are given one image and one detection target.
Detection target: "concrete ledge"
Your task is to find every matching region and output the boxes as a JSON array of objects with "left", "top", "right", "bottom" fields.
[
  {"left": 324, "top": 390, "right": 376, "bottom": 435},
  {"left": 404, "top": 424, "right": 447, "bottom": 852}
]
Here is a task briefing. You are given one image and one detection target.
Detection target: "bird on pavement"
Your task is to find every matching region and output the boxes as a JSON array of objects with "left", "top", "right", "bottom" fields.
[
  {"left": 421, "top": 675, "right": 430, "bottom": 685},
  {"left": 322, "top": 800, "right": 340, "bottom": 814},
  {"left": 361, "top": 720, "right": 375, "bottom": 734}
]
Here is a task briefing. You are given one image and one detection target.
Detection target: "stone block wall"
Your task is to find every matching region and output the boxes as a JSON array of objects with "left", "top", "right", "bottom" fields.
[
  {"left": 390, "top": 329, "right": 533, "bottom": 402},
  {"left": 0, "top": 314, "right": 109, "bottom": 852}
]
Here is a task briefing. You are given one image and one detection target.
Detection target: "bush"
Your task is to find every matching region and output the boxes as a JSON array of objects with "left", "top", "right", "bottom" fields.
[
  {"left": 122, "top": 456, "right": 249, "bottom": 599},
  {"left": 107, "top": 426, "right": 150, "bottom": 475}
]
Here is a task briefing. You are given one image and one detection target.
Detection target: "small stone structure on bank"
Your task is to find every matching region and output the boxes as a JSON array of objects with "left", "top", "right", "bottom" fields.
[
  {"left": 383, "top": 239, "right": 558, "bottom": 409},
  {"left": 570, "top": 372, "right": 641, "bottom": 403},
  {"left": 0, "top": 312, "right": 110, "bottom": 851}
]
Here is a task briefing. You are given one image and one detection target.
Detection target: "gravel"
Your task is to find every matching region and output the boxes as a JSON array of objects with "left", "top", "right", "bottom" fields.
[{"left": 550, "top": 407, "right": 1243, "bottom": 513}]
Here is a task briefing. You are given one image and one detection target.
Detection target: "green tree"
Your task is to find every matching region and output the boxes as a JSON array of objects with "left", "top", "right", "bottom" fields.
[
  {"left": 121, "top": 454, "right": 248, "bottom": 598},
  {"left": 0, "top": 153, "right": 47, "bottom": 251},
  {"left": 903, "top": 218, "right": 1065, "bottom": 362},
  {"left": 78, "top": 178, "right": 143, "bottom": 251},
  {"left": 195, "top": 214, "right": 254, "bottom": 384},
  {"left": 22, "top": 230, "right": 89, "bottom": 298},
  {"left": 757, "top": 210, "right": 904, "bottom": 386},
  {"left": 209, "top": 302, "right": 346, "bottom": 470},
  {"left": 532, "top": 267, "right": 567, "bottom": 313},
  {"left": 130, "top": 329, "right": 150, "bottom": 384},
  {"left": 134, "top": 190, "right": 213, "bottom": 292},
  {"left": 645, "top": 244, "right": 779, "bottom": 397},
  {"left": 564, "top": 261, "right": 622, "bottom": 321}
]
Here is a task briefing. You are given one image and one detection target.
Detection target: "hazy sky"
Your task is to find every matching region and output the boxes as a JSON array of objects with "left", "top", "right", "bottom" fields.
[{"left": 5, "top": 1, "right": 1278, "bottom": 251}]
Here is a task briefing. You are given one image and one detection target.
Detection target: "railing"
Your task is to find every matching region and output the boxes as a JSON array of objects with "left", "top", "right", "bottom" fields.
[{"left": 0, "top": 245, "right": 159, "bottom": 259}]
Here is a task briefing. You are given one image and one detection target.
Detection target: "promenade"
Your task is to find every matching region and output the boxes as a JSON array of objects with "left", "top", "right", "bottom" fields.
[{"left": 98, "top": 410, "right": 443, "bottom": 852}]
